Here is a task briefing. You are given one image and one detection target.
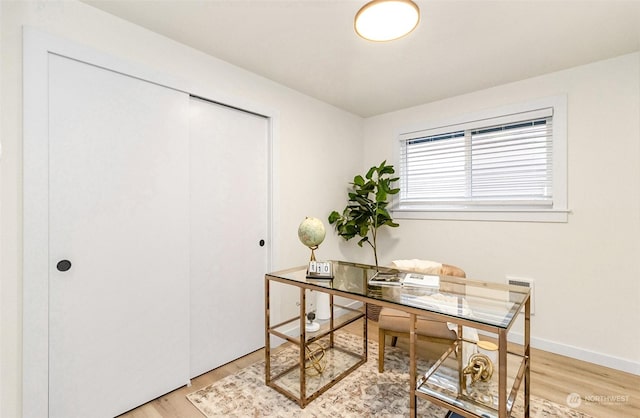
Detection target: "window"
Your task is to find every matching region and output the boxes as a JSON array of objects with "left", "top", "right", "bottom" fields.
[{"left": 395, "top": 96, "right": 568, "bottom": 222}]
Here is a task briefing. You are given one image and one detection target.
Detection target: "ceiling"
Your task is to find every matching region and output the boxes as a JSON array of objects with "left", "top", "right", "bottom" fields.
[{"left": 83, "top": 0, "right": 640, "bottom": 117}]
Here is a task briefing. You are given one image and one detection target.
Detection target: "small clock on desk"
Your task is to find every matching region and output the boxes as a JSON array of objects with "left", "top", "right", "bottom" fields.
[{"left": 307, "top": 261, "right": 333, "bottom": 279}]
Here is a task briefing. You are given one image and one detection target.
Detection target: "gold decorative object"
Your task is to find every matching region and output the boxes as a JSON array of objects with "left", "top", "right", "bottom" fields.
[
  {"left": 462, "top": 353, "right": 494, "bottom": 390},
  {"left": 304, "top": 342, "right": 327, "bottom": 376}
]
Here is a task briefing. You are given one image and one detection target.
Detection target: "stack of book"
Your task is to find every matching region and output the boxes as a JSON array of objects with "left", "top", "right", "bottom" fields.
[{"left": 368, "top": 271, "right": 440, "bottom": 288}]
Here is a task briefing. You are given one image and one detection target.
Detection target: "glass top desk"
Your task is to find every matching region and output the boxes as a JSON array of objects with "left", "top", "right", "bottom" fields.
[{"left": 265, "top": 261, "right": 530, "bottom": 418}]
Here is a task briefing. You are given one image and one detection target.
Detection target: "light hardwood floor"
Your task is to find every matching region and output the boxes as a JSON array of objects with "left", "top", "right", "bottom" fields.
[{"left": 120, "top": 321, "right": 639, "bottom": 418}]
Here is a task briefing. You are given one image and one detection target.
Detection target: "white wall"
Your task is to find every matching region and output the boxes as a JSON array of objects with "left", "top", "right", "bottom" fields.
[
  {"left": 0, "top": 2, "right": 362, "bottom": 417},
  {"left": 0, "top": 2, "right": 4, "bottom": 416},
  {"left": 362, "top": 53, "right": 640, "bottom": 374}
]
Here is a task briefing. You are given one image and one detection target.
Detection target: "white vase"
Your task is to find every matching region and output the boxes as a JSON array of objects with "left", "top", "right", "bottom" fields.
[{"left": 316, "top": 292, "right": 331, "bottom": 320}]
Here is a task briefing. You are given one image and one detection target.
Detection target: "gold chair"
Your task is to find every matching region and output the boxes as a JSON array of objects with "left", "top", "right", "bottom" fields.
[{"left": 377, "top": 261, "right": 466, "bottom": 373}]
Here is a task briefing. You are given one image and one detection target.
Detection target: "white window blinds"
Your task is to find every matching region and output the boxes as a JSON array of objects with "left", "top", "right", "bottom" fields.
[{"left": 399, "top": 108, "right": 554, "bottom": 208}]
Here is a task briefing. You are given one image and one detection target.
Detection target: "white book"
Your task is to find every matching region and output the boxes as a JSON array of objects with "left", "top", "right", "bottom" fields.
[{"left": 402, "top": 273, "right": 440, "bottom": 288}]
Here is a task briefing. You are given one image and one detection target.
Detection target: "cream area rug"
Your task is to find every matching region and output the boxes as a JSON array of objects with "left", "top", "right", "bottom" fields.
[{"left": 187, "top": 333, "right": 592, "bottom": 418}]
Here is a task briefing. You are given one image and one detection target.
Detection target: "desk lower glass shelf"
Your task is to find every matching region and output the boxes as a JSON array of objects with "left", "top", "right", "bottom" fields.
[
  {"left": 417, "top": 342, "right": 527, "bottom": 418},
  {"left": 269, "top": 332, "right": 365, "bottom": 399},
  {"left": 268, "top": 332, "right": 366, "bottom": 407},
  {"left": 270, "top": 306, "right": 364, "bottom": 344}
]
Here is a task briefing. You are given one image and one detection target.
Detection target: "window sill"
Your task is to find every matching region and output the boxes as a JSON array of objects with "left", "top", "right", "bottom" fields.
[{"left": 392, "top": 207, "right": 570, "bottom": 223}]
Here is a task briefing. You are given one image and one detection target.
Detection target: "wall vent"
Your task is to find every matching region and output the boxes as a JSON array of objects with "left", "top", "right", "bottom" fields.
[{"left": 506, "top": 276, "right": 535, "bottom": 315}]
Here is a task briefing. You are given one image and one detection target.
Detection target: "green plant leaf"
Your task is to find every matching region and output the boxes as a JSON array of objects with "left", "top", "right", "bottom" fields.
[
  {"left": 339, "top": 224, "right": 357, "bottom": 239},
  {"left": 384, "top": 220, "right": 400, "bottom": 228},
  {"left": 353, "top": 175, "right": 365, "bottom": 186},
  {"left": 365, "top": 166, "right": 376, "bottom": 180},
  {"left": 353, "top": 196, "right": 371, "bottom": 207},
  {"left": 380, "top": 165, "right": 395, "bottom": 175},
  {"left": 360, "top": 181, "right": 375, "bottom": 193},
  {"left": 378, "top": 179, "right": 389, "bottom": 193},
  {"left": 328, "top": 211, "right": 341, "bottom": 224}
]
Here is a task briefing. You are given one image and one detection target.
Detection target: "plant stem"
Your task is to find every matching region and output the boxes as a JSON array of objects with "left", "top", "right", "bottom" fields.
[
  {"left": 372, "top": 182, "right": 379, "bottom": 268},
  {"left": 372, "top": 229, "right": 378, "bottom": 268}
]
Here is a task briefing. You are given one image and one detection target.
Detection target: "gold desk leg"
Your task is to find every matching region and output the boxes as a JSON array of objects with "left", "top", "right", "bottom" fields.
[
  {"left": 409, "top": 313, "right": 417, "bottom": 418},
  {"left": 457, "top": 324, "right": 463, "bottom": 391},
  {"left": 499, "top": 329, "right": 508, "bottom": 418},
  {"left": 264, "top": 278, "right": 270, "bottom": 385},
  {"left": 363, "top": 302, "right": 368, "bottom": 361},
  {"left": 299, "top": 287, "right": 306, "bottom": 407},
  {"left": 329, "top": 293, "right": 334, "bottom": 348},
  {"left": 525, "top": 296, "right": 531, "bottom": 418}
]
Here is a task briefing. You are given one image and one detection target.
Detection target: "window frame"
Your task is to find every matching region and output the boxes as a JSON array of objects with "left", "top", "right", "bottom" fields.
[{"left": 393, "top": 95, "right": 568, "bottom": 222}]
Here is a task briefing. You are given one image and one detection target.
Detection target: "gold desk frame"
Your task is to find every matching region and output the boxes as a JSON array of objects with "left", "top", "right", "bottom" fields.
[
  {"left": 265, "top": 271, "right": 368, "bottom": 408},
  {"left": 265, "top": 262, "right": 530, "bottom": 418}
]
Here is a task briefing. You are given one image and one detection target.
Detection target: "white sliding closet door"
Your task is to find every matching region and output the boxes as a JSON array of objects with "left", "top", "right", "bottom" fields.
[
  {"left": 189, "top": 97, "right": 269, "bottom": 377},
  {"left": 48, "top": 54, "right": 190, "bottom": 418}
]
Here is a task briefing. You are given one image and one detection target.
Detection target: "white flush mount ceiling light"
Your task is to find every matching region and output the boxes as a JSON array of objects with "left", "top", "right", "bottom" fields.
[{"left": 355, "top": 0, "right": 420, "bottom": 42}]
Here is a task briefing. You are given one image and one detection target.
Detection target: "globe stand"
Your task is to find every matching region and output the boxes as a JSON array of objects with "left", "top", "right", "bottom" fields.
[
  {"left": 308, "top": 245, "right": 318, "bottom": 262},
  {"left": 306, "top": 245, "right": 318, "bottom": 276}
]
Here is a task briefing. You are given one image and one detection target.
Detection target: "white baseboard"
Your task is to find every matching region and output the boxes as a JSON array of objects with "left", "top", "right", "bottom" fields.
[{"left": 504, "top": 331, "right": 640, "bottom": 376}]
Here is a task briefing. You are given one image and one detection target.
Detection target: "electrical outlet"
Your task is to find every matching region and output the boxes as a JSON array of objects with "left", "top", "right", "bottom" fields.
[{"left": 506, "top": 275, "right": 535, "bottom": 315}]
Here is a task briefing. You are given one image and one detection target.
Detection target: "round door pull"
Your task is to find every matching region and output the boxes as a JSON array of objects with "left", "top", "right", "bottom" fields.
[
  {"left": 259, "top": 239, "right": 265, "bottom": 247},
  {"left": 57, "top": 260, "right": 72, "bottom": 272}
]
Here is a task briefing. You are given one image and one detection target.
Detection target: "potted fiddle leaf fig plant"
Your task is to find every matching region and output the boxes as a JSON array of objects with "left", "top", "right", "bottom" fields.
[{"left": 328, "top": 160, "right": 400, "bottom": 269}]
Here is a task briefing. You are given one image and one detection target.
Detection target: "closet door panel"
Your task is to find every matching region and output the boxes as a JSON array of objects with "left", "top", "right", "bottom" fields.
[
  {"left": 48, "top": 54, "right": 190, "bottom": 418},
  {"left": 189, "top": 97, "right": 269, "bottom": 377}
]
